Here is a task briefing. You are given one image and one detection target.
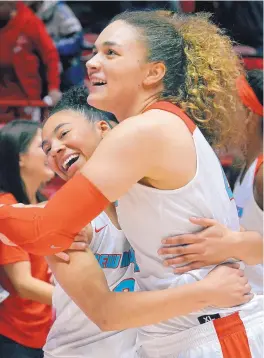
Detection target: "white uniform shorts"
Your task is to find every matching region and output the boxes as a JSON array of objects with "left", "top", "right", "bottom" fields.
[{"left": 137, "top": 296, "right": 263, "bottom": 358}]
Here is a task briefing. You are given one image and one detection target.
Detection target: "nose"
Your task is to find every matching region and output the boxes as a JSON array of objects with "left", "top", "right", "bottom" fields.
[
  {"left": 86, "top": 52, "right": 101, "bottom": 72},
  {"left": 50, "top": 140, "right": 65, "bottom": 158}
]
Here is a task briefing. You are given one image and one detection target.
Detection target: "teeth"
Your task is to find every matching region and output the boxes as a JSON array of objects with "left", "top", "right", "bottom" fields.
[
  {"left": 91, "top": 79, "right": 106, "bottom": 85},
  {"left": 62, "top": 154, "right": 79, "bottom": 170}
]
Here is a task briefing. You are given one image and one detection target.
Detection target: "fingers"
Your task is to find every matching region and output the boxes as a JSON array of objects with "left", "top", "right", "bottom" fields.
[
  {"left": 222, "top": 263, "right": 240, "bottom": 269},
  {"left": 163, "top": 253, "right": 199, "bottom": 266},
  {"left": 189, "top": 217, "right": 218, "bottom": 227},
  {"left": 229, "top": 263, "right": 240, "bottom": 269},
  {"left": 237, "top": 269, "right": 245, "bottom": 277},
  {"left": 243, "top": 283, "right": 251, "bottom": 295},
  {"left": 158, "top": 243, "right": 203, "bottom": 256},
  {"left": 173, "top": 261, "right": 204, "bottom": 274},
  {"left": 55, "top": 252, "right": 70, "bottom": 262},
  {"left": 243, "top": 293, "right": 254, "bottom": 303},
  {"left": 161, "top": 234, "right": 203, "bottom": 246},
  {"left": 74, "top": 233, "right": 88, "bottom": 243},
  {"left": 54, "top": 242, "right": 87, "bottom": 262},
  {"left": 68, "top": 242, "right": 87, "bottom": 251}
]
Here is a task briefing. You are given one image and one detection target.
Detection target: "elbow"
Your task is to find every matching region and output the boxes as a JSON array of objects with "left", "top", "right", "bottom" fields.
[
  {"left": 14, "top": 283, "right": 31, "bottom": 300},
  {"left": 95, "top": 319, "right": 113, "bottom": 332},
  {"left": 94, "top": 317, "right": 120, "bottom": 332},
  {"left": 83, "top": 304, "right": 121, "bottom": 331}
]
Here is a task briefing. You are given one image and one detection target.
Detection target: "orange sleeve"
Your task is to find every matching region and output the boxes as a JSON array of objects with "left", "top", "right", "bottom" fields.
[
  {"left": 0, "top": 174, "right": 109, "bottom": 256},
  {"left": 254, "top": 155, "right": 264, "bottom": 177},
  {"left": 0, "top": 193, "right": 29, "bottom": 264}
]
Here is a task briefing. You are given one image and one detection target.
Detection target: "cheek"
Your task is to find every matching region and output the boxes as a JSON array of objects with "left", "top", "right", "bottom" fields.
[
  {"left": 81, "top": 137, "right": 101, "bottom": 159},
  {"left": 70, "top": 132, "right": 100, "bottom": 159},
  {"left": 33, "top": 148, "right": 47, "bottom": 166},
  {"left": 46, "top": 153, "right": 68, "bottom": 180}
]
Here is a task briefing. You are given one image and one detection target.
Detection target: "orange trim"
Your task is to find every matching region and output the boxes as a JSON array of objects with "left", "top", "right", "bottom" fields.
[
  {"left": 254, "top": 155, "right": 264, "bottom": 177},
  {"left": 237, "top": 76, "right": 263, "bottom": 116},
  {"left": 143, "top": 101, "right": 196, "bottom": 134},
  {"left": 213, "top": 312, "right": 252, "bottom": 358}
]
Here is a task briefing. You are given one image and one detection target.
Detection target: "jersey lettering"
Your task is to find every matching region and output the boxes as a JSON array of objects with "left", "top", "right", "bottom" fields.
[{"left": 95, "top": 248, "right": 140, "bottom": 272}]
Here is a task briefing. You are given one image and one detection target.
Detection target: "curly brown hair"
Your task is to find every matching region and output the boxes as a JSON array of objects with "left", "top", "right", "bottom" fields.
[
  {"left": 174, "top": 12, "right": 246, "bottom": 150},
  {"left": 111, "top": 11, "right": 247, "bottom": 152}
]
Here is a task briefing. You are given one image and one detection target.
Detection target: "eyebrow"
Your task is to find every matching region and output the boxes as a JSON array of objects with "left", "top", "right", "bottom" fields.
[
  {"left": 92, "top": 41, "right": 121, "bottom": 51},
  {"left": 41, "top": 123, "right": 70, "bottom": 150}
]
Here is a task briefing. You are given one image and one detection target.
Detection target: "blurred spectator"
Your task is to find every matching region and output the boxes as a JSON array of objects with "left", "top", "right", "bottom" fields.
[
  {"left": 0, "top": 120, "right": 55, "bottom": 358},
  {"left": 28, "top": 0, "right": 86, "bottom": 91},
  {"left": 190, "top": 1, "right": 263, "bottom": 56},
  {"left": 0, "top": 1, "right": 62, "bottom": 121}
]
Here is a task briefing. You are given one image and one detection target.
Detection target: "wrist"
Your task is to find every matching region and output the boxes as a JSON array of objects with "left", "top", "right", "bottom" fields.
[
  {"left": 229, "top": 231, "right": 243, "bottom": 260},
  {"left": 191, "top": 280, "right": 212, "bottom": 308}
]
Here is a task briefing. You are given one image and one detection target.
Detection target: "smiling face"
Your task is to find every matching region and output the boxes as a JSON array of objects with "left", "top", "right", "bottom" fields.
[
  {"left": 20, "top": 129, "right": 54, "bottom": 185},
  {"left": 42, "top": 110, "right": 112, "bottom": 181},
  {"left": 87, "top": 20, "right": 152, "bottom": 119}
]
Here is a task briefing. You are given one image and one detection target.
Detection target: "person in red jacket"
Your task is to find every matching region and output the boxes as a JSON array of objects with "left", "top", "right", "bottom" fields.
[
  {"left": 0, "top": 120, "right": 55, "bottom": 358},
  {"left": 0, "top": 1, "right": 62, "bottom": 120}
]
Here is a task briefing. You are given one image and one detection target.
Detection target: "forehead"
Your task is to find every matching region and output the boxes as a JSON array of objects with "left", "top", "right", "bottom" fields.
[
  {"left": 95, "top": 20, "right": 144, "bottom": 52},
  {"left": 42, "top": 111, "right": 89, "bottom": 137}
]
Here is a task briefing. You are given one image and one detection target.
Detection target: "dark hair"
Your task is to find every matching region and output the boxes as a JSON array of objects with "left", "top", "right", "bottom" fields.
[
  {"left": 49, "top": 86, "right": 118, "bottom": 126},
  {"left": 246, "top": 69, "right": 263, "bottom": 106},
  {"left": 0, "top": 120, "right": 45, "bottom": 204},
  {"left": 247, "top": 69, "right": 263, "bottom": 134},
  {"left": 110, "top": 10, "right": 246, "bottom": 151}
]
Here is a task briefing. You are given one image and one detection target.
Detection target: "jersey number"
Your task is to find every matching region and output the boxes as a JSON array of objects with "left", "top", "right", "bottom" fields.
[{"left": 113, "top": 278, "right": 135, "bottom": 292}]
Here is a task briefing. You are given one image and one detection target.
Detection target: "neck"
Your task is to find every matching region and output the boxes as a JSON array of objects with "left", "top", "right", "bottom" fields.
[
  {"left": 245, "top": 137, "right": 263, "bottom": 170},
  {"left": 21, "top": 174, "right": 40, "bottom": 204},
  {"left": 115, "top": 93, "right": 160, "bottom": 121}
]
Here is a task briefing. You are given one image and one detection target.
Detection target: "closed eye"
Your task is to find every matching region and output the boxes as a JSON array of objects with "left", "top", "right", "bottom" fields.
[
  {"left": 59, "top": 130, "right": 70, "bottom": 139},
  {"left": 44, "top": 147, "right": 51, "bottom": 155},
  {"left": 106, "top": 48, "right": 118, "bottom": 57}
]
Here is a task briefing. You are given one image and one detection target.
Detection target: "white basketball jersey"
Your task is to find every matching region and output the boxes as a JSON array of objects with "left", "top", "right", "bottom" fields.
[
  {"left": 234, "top": 156, "right": 263, "bottom": 294},
  {"left": 44, "top": 211, "right": 137, "bottom": 358},
  {"left": 116, "top": 102, "right": 261, "bottom": 355}
]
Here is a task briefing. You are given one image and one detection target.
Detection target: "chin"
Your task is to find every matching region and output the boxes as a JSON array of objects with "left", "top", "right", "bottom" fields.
[
  {"left": 43, "top": 168, "right": 55, "bottom": 182},
  {"left": 87, "top": 93, "right": 110, "bottom": 112}
]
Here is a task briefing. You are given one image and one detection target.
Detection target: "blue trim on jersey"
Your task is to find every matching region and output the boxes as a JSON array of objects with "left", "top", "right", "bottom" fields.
[
  {"left": 237, "top": 206, "right": 244, "bottom": 218},
  {"left": 221, "top": 167, "right": 234, "bottom": 201}
]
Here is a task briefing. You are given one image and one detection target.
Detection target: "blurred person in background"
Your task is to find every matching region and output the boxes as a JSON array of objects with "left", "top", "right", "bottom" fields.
[
  {"left": 182, "top": 1, "right": 263, "bottom": 57},
  {"left": 0, "top": 1, "right": 62, "bottom": 121},
  {"left": 233, "top": 70, "right": 263, "bottom": 293},
  {"left": 161, "top": 70, "right": 263, "bottom": 293},
  {"left": 0, "top": 120, "right": 55, "bottom": 358},
  {"left": 28, "top": 0, "right": 85, "bottom": 91}
]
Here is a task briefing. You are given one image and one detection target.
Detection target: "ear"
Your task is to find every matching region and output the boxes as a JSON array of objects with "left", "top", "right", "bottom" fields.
[
  {"left": 19, "top": 153, "right": 26, "bottom": 168},
  {"left": 245, "top": 110, "right": 254, "bottom": 125},
  {"left": 143, "top": 62, "right": 166, "bottom": 87},
  {"left": 94, "top": 120, "right": 112, "bottom": 139}
]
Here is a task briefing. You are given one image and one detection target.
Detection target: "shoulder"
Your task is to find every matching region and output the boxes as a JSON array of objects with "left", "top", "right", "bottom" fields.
[
  {"left": 56, "top": 4, "right": 82, "bottom": 27},
  {"left": 0, "top": 193, "right": 17, "bottom": 205},
  {"left": 113, "top": 109, "right": 188, "bottom": 140},
  {"left": 56, "top": 3, "right": 77, "bottom": 18}
]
